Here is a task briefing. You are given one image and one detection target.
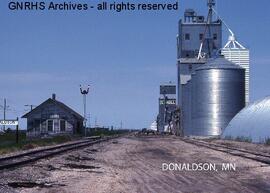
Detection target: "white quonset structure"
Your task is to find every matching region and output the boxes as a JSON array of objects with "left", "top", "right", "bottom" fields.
[
  {"left": 222, "top": 35, "right": 250, "bottom": 105},
  {"left": 222, "top": 97, "right": 270, "bottom": 143}
]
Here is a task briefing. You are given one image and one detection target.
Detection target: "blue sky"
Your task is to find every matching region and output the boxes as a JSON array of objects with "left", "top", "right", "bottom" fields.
[{"left": 0, "top": 0, "right": 270, "bottom": 129}]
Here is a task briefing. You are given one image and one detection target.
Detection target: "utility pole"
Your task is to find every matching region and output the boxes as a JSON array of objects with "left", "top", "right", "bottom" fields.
[
  {"left": 1, "top": 99, "right": 10, "bottom": 131},
  {"left": 95, "top": 117, "right": 97, "bottom": 128},
  {"left": 120, "top": 121, "right": 123, "bottom": 130},
  {"left": 3, "top": 99, "right": 6, "bottom": 131},
  {"left": 80, "top": 85, "right": 90, "bottom": 137}
]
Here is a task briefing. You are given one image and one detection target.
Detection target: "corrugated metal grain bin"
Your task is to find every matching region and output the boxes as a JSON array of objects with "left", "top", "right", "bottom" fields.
[{"left": 190, "top": 56, "right": 245, "bottom": 136}]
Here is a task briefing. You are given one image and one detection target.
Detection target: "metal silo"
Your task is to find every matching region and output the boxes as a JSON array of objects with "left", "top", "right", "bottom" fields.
[{"left": 191, "top": 56, "right": 245, "bottom": 136}]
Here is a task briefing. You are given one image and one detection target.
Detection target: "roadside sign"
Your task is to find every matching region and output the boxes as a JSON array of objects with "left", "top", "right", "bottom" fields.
[{"left": 0, "top": 120, "right": 19, "bottom": 126}]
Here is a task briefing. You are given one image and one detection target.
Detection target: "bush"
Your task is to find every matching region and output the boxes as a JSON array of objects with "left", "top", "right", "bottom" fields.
[
  {"left": 265, "top": 138, "right": 270, "bottom": 146},
  {"left": 224, "top": 135, "right": 234, "bottom": 140},
  {"left": 235, "top": 136, "right": 252, "bottom": 143},
  {"left": 87, "top": 128, "right": 129, "bottom": 136}
]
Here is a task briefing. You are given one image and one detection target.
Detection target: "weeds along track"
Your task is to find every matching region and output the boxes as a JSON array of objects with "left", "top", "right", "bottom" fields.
[
  {"left": 0, "top": 136, "right": 117, "bottom": 170},
  {"left": 182, "top": 138, "right": 270, "bottom": 165}
]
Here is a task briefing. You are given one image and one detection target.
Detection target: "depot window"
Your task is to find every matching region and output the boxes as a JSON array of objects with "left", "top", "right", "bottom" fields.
[
  {"left": 185, "top": 33, "right": 190, "bottom": 40},
  {"left": 47, "top": 120, "right": 53, "bottom": 132},
  {"left": 199, "top": 33, "right": 204, "bottom": 40}
]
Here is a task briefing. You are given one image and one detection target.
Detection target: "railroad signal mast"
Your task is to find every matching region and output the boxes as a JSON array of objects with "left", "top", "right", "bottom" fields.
[{"left": 80, "top": 85, "right": 90, "bottom": 136}]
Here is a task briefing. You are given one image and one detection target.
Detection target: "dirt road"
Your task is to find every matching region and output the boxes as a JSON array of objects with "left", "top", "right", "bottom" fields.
[{"left": 0, "top": 135, "right": 270, "bottom": 193}]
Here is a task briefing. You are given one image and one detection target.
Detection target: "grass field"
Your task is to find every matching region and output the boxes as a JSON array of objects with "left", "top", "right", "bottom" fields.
[
  {"left": 0, "top": 129, "right": 130, "bottom": 155},
  {"left": 88, "top": 129, "right": 130, "bottom": 137},
  {"left": 0, "top": 132, "right": 75, "bottom": 155}
]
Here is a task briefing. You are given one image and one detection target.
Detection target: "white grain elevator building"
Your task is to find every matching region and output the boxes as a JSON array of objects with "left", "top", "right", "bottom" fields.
[{"left": 222, "top": 35, "right": 250, "bottom": 105}]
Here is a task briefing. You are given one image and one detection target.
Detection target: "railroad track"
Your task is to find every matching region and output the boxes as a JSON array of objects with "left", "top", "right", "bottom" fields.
[
  {"left": 0, "top": 135, "right": 116, "bottom": 170},
  {"left": 182, "top": 138, "right": 270, "bottom": 165}
]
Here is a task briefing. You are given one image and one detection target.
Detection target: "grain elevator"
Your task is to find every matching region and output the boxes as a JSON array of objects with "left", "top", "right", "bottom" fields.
[{"left": 176, "top": 0, "right": 246, "bottom": 137}]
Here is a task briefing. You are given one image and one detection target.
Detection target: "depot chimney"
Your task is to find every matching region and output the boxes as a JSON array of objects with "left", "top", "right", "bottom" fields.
[{"left": 52, "top": 93, "right": 56, "bottom": 100}]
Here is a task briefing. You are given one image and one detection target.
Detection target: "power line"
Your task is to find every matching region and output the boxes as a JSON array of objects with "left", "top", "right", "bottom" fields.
[{"left": 24, "top": 104, "right": 36, "bottom": 112}]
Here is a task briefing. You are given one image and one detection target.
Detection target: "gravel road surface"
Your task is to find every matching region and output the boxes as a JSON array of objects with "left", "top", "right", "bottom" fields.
[{"left": 0, "top": 135, "right": 270, "bottom": 193}]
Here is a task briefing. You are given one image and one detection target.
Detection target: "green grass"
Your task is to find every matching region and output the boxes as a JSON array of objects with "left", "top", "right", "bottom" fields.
[
  {"left": 0, "top": 129, "right": 130, "bottom": 155},
  {"left": 224, "top": 135, "right": 252, "bottom": 143},
  {"left": 0, "top": 132, "right": 75, "bottom": 155}
]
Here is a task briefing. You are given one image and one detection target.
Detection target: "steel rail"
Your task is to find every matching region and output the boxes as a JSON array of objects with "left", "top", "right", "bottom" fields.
[
  {"left": 182, "top": 138, "right": 270, "bottom": 165},
  {"left": 0, "top": 136, "right": 101, "bottom": 162},
  {"left": 0, "top": 135, "right": 115, "bottom": 170}
]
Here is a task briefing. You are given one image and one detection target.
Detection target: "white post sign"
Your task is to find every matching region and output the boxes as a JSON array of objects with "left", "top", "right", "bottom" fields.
[{"left": 0, "top": 120, "right": 19, "bottom": 126}]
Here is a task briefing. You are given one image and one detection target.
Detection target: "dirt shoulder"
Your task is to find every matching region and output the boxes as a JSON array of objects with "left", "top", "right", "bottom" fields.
[
  {"left": 0, "top": 135, "right": 270, "bottom": 193},
  {"left": 211, "top": 139, "right": 270, "bottom": 154}
]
